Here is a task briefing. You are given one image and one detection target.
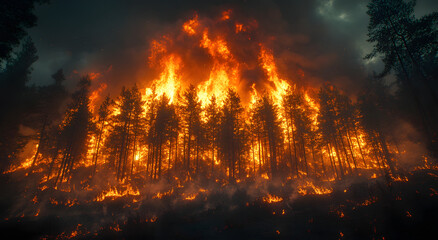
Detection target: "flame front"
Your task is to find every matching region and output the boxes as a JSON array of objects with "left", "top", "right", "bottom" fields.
[{"left": 4, "top": 11, "right": 435, "bottom": 237}]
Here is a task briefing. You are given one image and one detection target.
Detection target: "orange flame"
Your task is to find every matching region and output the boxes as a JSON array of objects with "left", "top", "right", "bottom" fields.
[
  {"left": 183, "top": 14, "right": 199, "bottom": 35},
  {"left": 263, "top": 194, "right": 283, "bottom": 203}
]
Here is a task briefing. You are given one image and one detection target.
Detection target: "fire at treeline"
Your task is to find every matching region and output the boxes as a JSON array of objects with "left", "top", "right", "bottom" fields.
[
  {"left": 5, "top": 12, "right": 425, "bottom": 189},
  {"left": 0, "top": 1, "right": 438, "bottom": 239}
]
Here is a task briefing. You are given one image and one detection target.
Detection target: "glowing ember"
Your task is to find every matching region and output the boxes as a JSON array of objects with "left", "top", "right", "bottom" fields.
[
  {"left": 357, "top": 197, "right": 378, "bottom": 207},
  {"left": 153, "top": 189, "right": 174, "bottom": 199},
  {"left": 146, "top": 216, "right": 158, "bottom": 223},
  {"left": 263, "top": 194, "right": 283, "bottom": 203},
  {"left": 184, "top": 193, "right": 198, "bottom": 200},
  {"left": 4, "top": 143, "right": 39, "bottom": 174},
  {"left": 183, "top": 14, "right": 199, "bottom": 35},
  {"left": 95, "top": 186, "right": 140, "bottom": 201},
  {"left": 297, "top": 181, "right": 333, "bottom": 195}
]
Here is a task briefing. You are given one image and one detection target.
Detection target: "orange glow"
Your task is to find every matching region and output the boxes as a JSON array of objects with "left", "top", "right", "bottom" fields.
[
  {"left": 153, "top": 189, "right": 174, "bottom": 199},
  {"left": 261, "top": 173, "right": 269, "bottom": 180},
  {"left": 5, "top": 12, "right": 428, "bottom": 231},
  {"left": 235, "top": 23, "right": 246, "bottom": 33},
  {"left": 4, "top": 143, "right": 39, "bottom": 174},
  {"left": 259, "top": 44, "right": 291, "bottom": 107},
  {"left": 263, "top": 194, "right": 283, "bottom": 203},
  {"left": 89, "top": 83, "right": 107, "bottom": 112},
  {"left": 184, "top": 193, "right": 197, "bottom": 200},
  {"left": 221, "top": 9, "right": 232, "bottom": 21},
  {"left": 146, "top": 216, "right": 158, "bottom": 222},
  {"left": 146, "top": 54, "right": 182, "bottom": 104},
  {"left": 197, "top": 29, "right": 239, "bottom": 107},
  {"left": 297, "top": 181, "right": 333, "bottom": 195},
  {"left": 110, "top": 224, "right": 122, "bottom": 232},
  {"left": 392, "top": 176, "right": 409, "bottom": 182},
  {"left": 357, "top": 197, "right": 378, "bottom": 206},
  {"left": 95, "top": 185, "right": 140, "bottom": 201},
  {"left": 89, "top": 72, "right": 102, "bottom": 80},
  {"left": 183, "top": 14, "right": 199, "bottom": 35}
]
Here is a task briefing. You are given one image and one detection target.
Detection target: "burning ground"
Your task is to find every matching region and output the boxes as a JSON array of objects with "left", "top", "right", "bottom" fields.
[{"left": 1, "top": 168, "right": 438, "bottom": 239}]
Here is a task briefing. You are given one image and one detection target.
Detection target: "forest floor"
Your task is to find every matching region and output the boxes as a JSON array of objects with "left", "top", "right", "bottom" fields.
[{"left": 0, "top": 168, "right": 437, "bottom": 239}]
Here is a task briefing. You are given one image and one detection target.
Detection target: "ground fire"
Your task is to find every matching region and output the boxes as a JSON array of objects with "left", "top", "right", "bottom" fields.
[{"left": 0, "top": 1, "right": 438, "bottom": 239}]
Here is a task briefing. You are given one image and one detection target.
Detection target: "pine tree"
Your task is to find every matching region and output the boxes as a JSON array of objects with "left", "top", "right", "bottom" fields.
[
  {"left": 106, "top": 85, "right": 144, "bottom": 181},
  {"left": 0, "top": 38, "right": 38, "bottom": 170},
  {"left": 92, "top": 96, "right": 112, "bottom": 175},
  {"left": 218, "top": 88, "right": 245, "bottom": 181},
  {"left": 54, "top": 76, "right": 92, "bottom": 186},
  {"left": 205, "top": 95, "right": 220, "bottom": 178},
  {"left": 366, "top": 0, "right": 438, "bottom": 139},
  {"left": 147, "top": 94, "right": 178, "bottom": 180},
  {"left": 358, "top": 78, "right": 398, "bottom": 176},
  {"left": 29, "top": 69, "right": 68, "bottom": 174},
  {"left": 318, "top": 84, "right": 346, "bottom": 179},
  {"left": 252, "top": 96, "right": 283, "bottom": 179},
  {"left": 180, "top": 85, "right": 202, "bottom": 180},
  {"left": 0, "top": 0, "right": 48, "bottom": 63}
]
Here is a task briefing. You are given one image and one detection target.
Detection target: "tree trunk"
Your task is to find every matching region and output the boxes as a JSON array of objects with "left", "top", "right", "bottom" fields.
[
  {"left": 327, "top": 144, "right": 338, "bottom": 180},
  {"left": 354, "top": 128, "right": 367, "bottom": 168},
  {"left": 30, "top": 115, "right": 48, "bottom": 174}
]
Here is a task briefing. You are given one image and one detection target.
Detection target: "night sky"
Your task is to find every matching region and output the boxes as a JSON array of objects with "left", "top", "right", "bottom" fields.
[{"left": 28, "top": 0, "right": 438, "bottom": 94}]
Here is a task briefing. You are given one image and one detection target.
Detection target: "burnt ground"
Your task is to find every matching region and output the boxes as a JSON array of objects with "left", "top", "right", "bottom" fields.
[{"left": 0, "top": 169, "right": 437, "bottom": 240}]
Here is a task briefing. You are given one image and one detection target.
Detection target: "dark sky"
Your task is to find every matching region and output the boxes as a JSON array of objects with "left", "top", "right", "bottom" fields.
[{"left": 28, "top": 0, "right": 438, "bottom": 95}]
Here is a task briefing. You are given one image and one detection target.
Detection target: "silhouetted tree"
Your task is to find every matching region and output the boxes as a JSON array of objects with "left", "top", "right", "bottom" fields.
[
  {"left": 180, "top": 85, "right": 202, "bottom": 180},
  {"left": 358, "top": 78, "right": 398, "bottom": 176},
  {"left": 366, "top": 0, "right": 438, "bottom": 140},
  {"left": 106, "top": 85, "right": 144, "bottom": 181},
  {"left": 92, "top": 96, "right": 112, "bottom": 175},
  {"left": 0, "top": 0, "right": 48, "bottom": 63},
  {"left": 205, "top": 95, "right": 220, "bottom": 177},
  {"left": 283, "top": 88, "right": 315, "bottom": 177},
  {"left": 0, "top": 38, "right": 38, "bottom": 170},
  {"left": 29, "top": 69, "right": 68, "bottom": 174},
  {"left": 129, "top": 85, "right": 144, "bottom": 178},
  {"left": 54, "top": 76, "right": 92, "bottom": 186},
  {"left": 218, "top": 88, "right": 245, "bottom": 181},
  {"left": 253, "top": 96, "right": 283, "bottom": 179},
  {"left": 318, "top": 85, "right": 346, "bottom": 179},
  {"left": 147, "top": 94, "right": 178, "bottom": 180}
]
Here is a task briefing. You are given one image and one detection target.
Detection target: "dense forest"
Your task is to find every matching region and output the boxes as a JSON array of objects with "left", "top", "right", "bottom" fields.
[{"left": 0, "top": 0, "right": 437, "bottom": 239}]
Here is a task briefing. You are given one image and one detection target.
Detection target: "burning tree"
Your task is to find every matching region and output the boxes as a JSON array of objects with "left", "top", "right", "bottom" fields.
[
  {"left": 52, "top": 76, "right": 93, "bottom": 187},
  {"left": 252, "top": 95, "right": 283, "bottom": 179},
  {"left": 5, "top": 6, "right": 433, "bottom": 189},
  {"left": 1, "top": 3, "right": 438, "bottom": 239},
  {"left": 218, "top": 88, "right": 246, "bottom": 181}
]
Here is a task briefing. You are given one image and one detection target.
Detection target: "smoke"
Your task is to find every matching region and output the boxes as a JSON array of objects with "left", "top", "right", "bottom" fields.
[
  {"left": 28, "top": 0, "right": 378, "bottom": 101},
  {"left": 392, "top": 120, "right": 432, "bottom": 170}
]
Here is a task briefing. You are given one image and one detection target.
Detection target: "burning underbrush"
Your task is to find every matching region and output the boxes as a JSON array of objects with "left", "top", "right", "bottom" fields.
[
  {"left": 1, "top": 165, "right": 438, "bottom": 239},
  {"left": 1, "top": 7, "right": 437, "bottom": 240}
]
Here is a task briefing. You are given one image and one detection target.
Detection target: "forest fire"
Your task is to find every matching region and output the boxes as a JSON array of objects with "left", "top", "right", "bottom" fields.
[
  {"left": 1, "top": 1, "right": 438, "bottom": 239},
  {"left": 297, "top": 181, "right": 333, "bottom": 195},
  {"left": 262, "top": 194, "right": 283, "bottom": 203},
  {"left": 4, "top": 10, "right": 399, "bottom": 190},
  {"left": 94, "top": 185, "right": 140, "bottom": 202}
]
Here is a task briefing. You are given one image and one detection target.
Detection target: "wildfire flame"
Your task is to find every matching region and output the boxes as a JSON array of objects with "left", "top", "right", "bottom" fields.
[
  {"left": 95, "top": 186, "right": 140, "bottom": 202},
  {"left": 4, "top": 11, "right": 436, "bottom": 232},
  {"left": 263, "top": 194, "right": 283, "bottom": 203},
  {"left": 297, "top": 181, "right": 333, "bottom": 196}
]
